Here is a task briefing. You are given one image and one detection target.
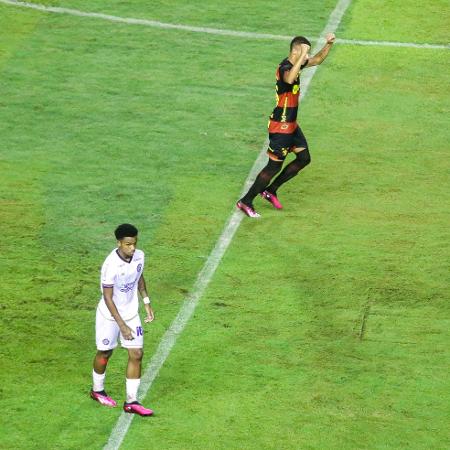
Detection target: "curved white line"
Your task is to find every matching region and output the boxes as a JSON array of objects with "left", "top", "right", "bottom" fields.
[{"left": 1, "top": 0, "right": 448, "bottom": 50}]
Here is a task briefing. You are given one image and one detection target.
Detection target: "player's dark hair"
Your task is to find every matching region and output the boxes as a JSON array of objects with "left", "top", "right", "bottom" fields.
[
  {"left": 290, "top": 36, "right": 312, "bottom": 51},
  {"left": 114, "top": 223, "right": 138, "bottom": 240}
]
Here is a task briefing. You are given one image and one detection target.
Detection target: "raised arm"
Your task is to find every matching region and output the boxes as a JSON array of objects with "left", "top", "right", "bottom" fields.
[
  {"left": 283, "top": 44, "right": 310, "bottom": 84},
  {"left": 306, "top": 33, "right": 336, "bottom": 67}
]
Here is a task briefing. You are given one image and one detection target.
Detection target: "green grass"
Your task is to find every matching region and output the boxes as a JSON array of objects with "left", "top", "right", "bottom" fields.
[
  {"left": 0, "top": 1, "right": 449, "bottom": 449},
  {"left": 54, "top": 0, "right": 338, "bottom": 37},
  {"left": 341, "top": 0, "right": 449, "bottom": 44}
]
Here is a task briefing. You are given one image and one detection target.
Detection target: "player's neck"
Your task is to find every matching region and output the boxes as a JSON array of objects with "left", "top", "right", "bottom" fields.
[{"left": 116, "top": 248, "right": 132, "bottom": 263}]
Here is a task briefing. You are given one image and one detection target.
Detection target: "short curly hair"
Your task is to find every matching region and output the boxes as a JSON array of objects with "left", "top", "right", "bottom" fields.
[{"left": 114, "top": 223, "right": 138, "bottom": 240}]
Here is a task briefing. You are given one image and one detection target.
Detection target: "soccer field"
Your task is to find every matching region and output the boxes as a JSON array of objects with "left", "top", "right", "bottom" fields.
[{"left": 1, "top": 1, "right": 449, "bottom": 449}]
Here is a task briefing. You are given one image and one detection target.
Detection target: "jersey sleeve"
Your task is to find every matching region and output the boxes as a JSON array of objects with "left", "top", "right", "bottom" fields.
[
  {"left": 101, "top": 260, "right": 117, "bottom": 288},
  {"left": 278, "top": 63, "right": 292, "bottom": 81}
]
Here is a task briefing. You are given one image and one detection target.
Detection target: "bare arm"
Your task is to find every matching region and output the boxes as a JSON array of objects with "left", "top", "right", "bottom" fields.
[
  {"left": 138, "top": 274, "right": 154, "bottom": 323},
  {"left": 103, "top": 286, "right": 134, "bottom": 340},
  {"left": 306, "top": 33, "right": 336, "bottom": 67},
  {"left": 283, "top": 44, "right": 310, "bottom": 84},
  {"left": 138, "top": 274, "right": 149, "bottom": 298}
]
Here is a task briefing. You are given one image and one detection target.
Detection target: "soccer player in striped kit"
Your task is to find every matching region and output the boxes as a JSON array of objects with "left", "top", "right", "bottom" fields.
[
  {"left": 237, "top": 33, "right": 336, "bottom": 218},
  {"left": 90, "top": 224, "right": 155, "bottom": 416}
]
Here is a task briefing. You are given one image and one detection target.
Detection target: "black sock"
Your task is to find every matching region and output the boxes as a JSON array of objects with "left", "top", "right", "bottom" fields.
[
  {"left": 267, "top": 149, "right": 311, "bottom": 195},
  {"left": 240, "top": 159, "right": 283, "bottom": 206}
]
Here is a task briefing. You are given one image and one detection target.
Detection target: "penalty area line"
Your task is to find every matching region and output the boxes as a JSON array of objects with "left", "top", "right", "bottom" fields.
[
  {"left": 0, "top": 0, "right": 449, "bottom": 50},
  {"left": 103, "top": 0, "right": 354, "bottom": 449}
]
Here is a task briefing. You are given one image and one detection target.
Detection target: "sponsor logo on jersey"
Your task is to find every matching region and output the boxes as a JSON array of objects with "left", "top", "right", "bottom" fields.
[{"left": 119, "top": 281, "right": 136, "bottom": 293}]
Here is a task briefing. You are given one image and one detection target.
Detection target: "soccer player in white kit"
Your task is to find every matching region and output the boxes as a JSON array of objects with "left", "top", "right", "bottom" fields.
[{"left": 90, "top": 224, "right": 155, "bottom": 416}]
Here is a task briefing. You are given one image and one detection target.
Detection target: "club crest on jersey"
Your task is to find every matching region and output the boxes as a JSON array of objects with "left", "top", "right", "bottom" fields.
[{"left": 137, "top": 263, "right": 142, "bottom": 273}]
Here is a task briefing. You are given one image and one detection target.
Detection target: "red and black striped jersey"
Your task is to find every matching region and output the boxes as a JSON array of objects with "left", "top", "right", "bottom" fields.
[{"left": 269, "top": 58, "right": 308, "bottom": 134}]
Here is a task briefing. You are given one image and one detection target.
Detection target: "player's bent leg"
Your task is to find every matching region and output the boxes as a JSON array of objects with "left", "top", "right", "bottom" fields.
[
  {"left": 91, "top": 349, "right": 117, "bottom": 407},
  {"left": 266, "top": 147, "right": 311, "bottom": 197},
  {"left": 91, "top": 311, "right": 120, "bottom": 407},
  {"left": 93, "top": 349, "right": 113, "bottom": 374},
  {"left": 293, "top": 146, "right": 311, "bottom": 167},
  {"left": 237, "top": 157, "right": 283, "bottom": 217}
]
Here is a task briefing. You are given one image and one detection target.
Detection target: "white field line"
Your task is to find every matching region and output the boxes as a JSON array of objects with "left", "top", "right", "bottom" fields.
[
  {"left": 1, "top": 0, "right": 449, "bottom": 50},
  {"left": 103, "top": 0, "right": 354, "bottom": 448},
  {"left": 338, "top": 37, "right": 449, "bottom": 50},
  {"left": 0, "top": 0, "right": 290, "bottom": 40}
]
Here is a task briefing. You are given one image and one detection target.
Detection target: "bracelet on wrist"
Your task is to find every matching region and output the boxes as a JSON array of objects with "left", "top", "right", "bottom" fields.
[{"left": 142, "top": 296, "right": 151, "bottom": 305}]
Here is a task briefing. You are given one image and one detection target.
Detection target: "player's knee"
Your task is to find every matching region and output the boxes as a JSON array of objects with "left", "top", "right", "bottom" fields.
[
  {"left": 96, "top": 350, "right": 113, "bottom": 366},
  {"left": 296, "top": 148, "right": 311, "bottom": 167},
  {"left": 98, "top": 349, "right": 113, "bottom": 359},
  {"left": 129, "top": 348, "right": 143, "bottom": 362}
]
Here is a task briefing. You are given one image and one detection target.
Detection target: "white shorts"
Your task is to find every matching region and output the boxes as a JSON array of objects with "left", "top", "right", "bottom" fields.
[{"left": 96, "top": 307, "right": 144, "bottom": 350}]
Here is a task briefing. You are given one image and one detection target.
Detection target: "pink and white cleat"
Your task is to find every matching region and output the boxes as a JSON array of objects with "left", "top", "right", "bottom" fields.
[
  {"left": 260, "top": 190, "right": 283, "bottom": 209},
  {"left": 90, "top": 390, "right": 117, "bottom": 408},
  {"left": 236, "top": 201, "right": 261, "bottom": 218},
  {"left": 123, "top": 401, "right": 154, "bottom": 416}
]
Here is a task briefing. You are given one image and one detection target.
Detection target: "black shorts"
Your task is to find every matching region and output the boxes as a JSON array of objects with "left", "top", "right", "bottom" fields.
[{"left": 267, "top": 126, "right": 308, "bottom": 161}]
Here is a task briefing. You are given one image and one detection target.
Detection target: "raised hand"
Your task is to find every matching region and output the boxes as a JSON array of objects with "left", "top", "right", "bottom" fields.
[{"left": 326, "top": 33, "right": 336, "bottom": 44}]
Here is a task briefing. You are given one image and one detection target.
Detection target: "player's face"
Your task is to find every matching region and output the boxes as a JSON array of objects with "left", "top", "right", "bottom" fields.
[
  {"left": 293, "top": 43, "right": 310, "bottom": 61},
  {"left": 117, "top": 236, "right": 137, "bottom": 260},
  {"left": 300, "top": 43, "right": 310, "bottom": 58}
]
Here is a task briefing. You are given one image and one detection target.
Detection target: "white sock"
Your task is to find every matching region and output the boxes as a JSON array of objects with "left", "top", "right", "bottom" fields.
[
  {"left": 92, "top": 370, "right": 106, "bottom": 392},
  {"left": 126, "top": 378, "right": 141, "bottom": 403}
]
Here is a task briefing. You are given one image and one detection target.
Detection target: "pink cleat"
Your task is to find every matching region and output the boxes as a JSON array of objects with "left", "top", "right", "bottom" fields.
[
  {"left": 90, "top": 390, "right": 117, "bottom": 408},
  {"left": 236, "top": 201, "right": 261, "bottom": 218},
  {"left": 260, "top": 190, "right": 283, "bottom": 209},
  {"left": 123, "top": 401, "right": 154, "bottom": 416}
]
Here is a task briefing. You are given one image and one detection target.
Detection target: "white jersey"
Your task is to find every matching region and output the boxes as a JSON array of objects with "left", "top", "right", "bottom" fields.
[{"left": 97, "top": 248, "right": 145, "bottom": 321}]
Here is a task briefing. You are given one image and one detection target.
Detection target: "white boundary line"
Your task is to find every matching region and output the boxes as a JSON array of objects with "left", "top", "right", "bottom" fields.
[
  {"left": 338, "top": 37, "right": 449, "bottom": 50},
  {"left": 103, "top": 0, "right": 353, "bottom": 448},
  {"left": 1, "top": 0, "right": 449, "bottom": 50},
  {"left": 0, "top": 0, "right": 291, "bottom": 40}
]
